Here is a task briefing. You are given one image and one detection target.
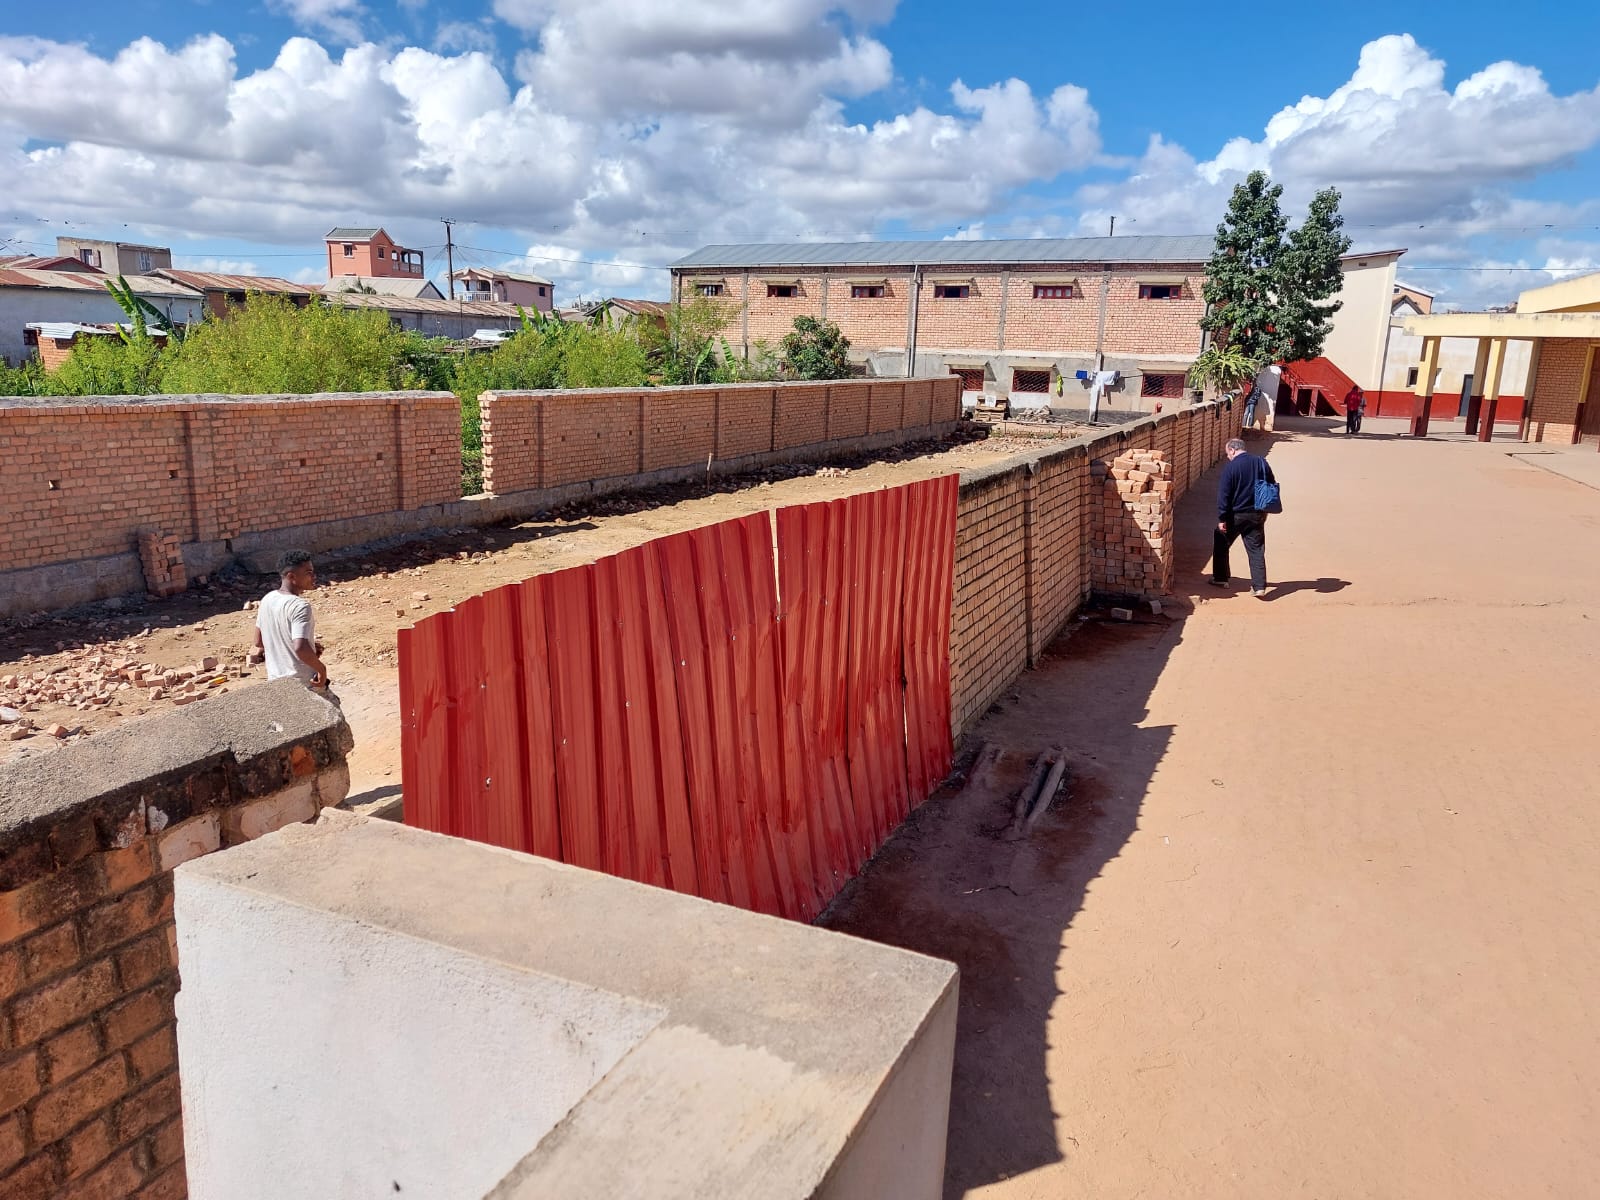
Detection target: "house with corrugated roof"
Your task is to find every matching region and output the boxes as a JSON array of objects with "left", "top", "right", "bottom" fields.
[
  {"left": 449, "top": 267, "right": 553, "bottom": 311},
  {"left": 0, "top": 267, "right": 204, "bottom": 367},
  {"left": 154, "top": 270, "right": 316, "bottom": 318}
]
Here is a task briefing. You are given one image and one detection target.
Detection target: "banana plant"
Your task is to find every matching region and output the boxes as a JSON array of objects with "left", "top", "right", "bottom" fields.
[{"left": 104, "top": 275, "right": 187, "bottom": 344}]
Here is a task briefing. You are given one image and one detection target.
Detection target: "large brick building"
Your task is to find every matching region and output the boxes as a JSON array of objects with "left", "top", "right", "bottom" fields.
[{"left": 670, "top": 235, "right": 1214, "bottom": 410}]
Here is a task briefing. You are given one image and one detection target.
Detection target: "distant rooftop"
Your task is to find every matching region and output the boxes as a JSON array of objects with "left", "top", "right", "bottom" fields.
[
  {"left": 326, "top": 227, "right": 384, "bottom": 241},
  {"left": 157, "top": 270, "right": 311, "bottom": 295},
  {"left": 452, "top": 267, "right": 554, "bottom": 287},
  {"left": 671, "top": 234, "right": 1217, "bottom": 270}
]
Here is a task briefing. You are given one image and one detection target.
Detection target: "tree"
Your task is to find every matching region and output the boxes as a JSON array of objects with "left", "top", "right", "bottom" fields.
[
  {"left": 780, "top": 316, "right": 853, "bottom": 380},
  {"left": 1200, "top": 171, "right": 1350, "bottom": 366}
]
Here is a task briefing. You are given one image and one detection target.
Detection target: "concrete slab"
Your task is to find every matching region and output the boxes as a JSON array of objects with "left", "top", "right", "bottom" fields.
[{"left": 174, "top": 813, "right": 958, "bottom": 1200}]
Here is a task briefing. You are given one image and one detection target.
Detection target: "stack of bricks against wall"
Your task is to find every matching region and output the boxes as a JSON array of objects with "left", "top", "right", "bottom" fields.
[
  {"left": 946, "top": 405, "right": 1229, "bottom": 736},
  {"left": 480, "top": 378, "right": 958, "bottom": 496},
  {"left": 1092, "top": 450, "right": 1175, "bottom": 597},
  {"left": 136, "top": 532, "right": 186, "bottom": 599},
  {"left": 0, "top": 398, "right": 461, "bottom": 577},
  {"left": 0, "top": 757, "right": 351, "bottom": 1197},
  {"left": 697, "top": 268, "right": 1206, "bottom": 360}
]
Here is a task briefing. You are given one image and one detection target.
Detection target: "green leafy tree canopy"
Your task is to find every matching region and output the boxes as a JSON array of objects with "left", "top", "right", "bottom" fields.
[
  {"left": 780, "top": 316, "right": 853, "bottom": 380},
  {"left": 1200, "top": 171, "right": 1351, "bottom": 366}
]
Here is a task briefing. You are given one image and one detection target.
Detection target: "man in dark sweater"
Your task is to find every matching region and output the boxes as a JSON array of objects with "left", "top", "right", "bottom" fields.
[{"left": 1210, "top": 438, "right": 1276, "bottom": 596}]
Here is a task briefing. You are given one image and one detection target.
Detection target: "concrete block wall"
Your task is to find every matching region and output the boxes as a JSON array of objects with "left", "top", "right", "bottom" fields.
[
  {"left": 947, "top": 400, "right": 1240, "bottom": 738},
  {"left": 479, "top": 378, "right": 962, "bottom": 496},
  {"left": 0, "top": 681, "right": 353, "bottom": 1199}
]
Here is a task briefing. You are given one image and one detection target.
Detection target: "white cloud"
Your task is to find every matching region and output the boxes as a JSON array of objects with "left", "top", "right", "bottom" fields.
[
  {"left": 1, "top": 25, "right": 1596, "bottom": 312},
  {"left": 0, "top": 19, "right": 1098, "bottom": 296},
  {"left": 1069, "top": 34, "right": 1600, "bottom": 308},
  {"left": 267, "top": 0, "right": 367, "bottom": 45},
  {"left": 433, "top": 20, "right": 498, "bottom": 56}
]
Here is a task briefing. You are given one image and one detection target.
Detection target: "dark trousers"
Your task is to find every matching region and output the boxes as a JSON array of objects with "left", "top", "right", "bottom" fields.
[
  {"left": 1345, "top": 410, "right": 1362, "bottom": 434},
  {"left": 1213, "top": 512, "right": 1268, "bottom": 590}
]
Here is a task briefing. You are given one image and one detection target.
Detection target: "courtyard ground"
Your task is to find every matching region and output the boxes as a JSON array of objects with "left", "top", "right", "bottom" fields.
[{"left": 823, "top": 414, "right": 1600, "bottom": 1198}]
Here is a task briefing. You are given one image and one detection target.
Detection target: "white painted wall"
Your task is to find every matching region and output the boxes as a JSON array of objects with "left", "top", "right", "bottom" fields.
[
  {"left": 174, "top": 873, "right": 664, "bottom": 1200},
  {"left": 1321, "top": 255, "right": 1399, "bottom": 388},
  {"left": 0, "top": 288, "right": 205, "bottom": 367},
  {"left": 1380, "top": 320, "right": 1533, "bottom": 401}
]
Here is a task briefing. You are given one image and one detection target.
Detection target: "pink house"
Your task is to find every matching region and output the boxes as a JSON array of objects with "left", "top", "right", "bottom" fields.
[
  {"left": 325, "top": 227, "right": 425, "bottom": 280},
  {"left": 449, "top": 267, "right": 554, "bottom": 312}
]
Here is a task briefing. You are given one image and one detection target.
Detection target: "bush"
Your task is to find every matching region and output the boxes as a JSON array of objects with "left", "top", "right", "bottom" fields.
[
  {"left": 780, "top": 316, "right": 853, "bottom": 380},
  {"left": 158, "top": 295, "right": 426, "bottom": 394},
  {"left": 48, "top": 335, "right": 165, "bottom": 395},
  {"left": 0, "top": 359, "right": 46, "bottom": 396}
]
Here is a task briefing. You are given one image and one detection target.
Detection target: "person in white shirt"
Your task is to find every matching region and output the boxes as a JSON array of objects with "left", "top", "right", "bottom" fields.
[{"left": 252, "top": 550, "right": 330, "bottom": 693}]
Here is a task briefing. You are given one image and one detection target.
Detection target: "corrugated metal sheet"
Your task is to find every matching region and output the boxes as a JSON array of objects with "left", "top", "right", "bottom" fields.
[
  {"left": 0, "top": 268, "right": 200, "bottom": 298},
  {"left": 328, "top": 292, "right": 522, "bottom": 317},
  {"left": 156, "top": 270, "right": 310, "bottom": 295},
  {"left": 326, "top": 227, "right": 383, "bottom": 239},
  {"left": 25, "top": 321, "right": 169, "bottom": 341},
  {"left": 671, "top": 234, "right": 1216, "bottom": 270}
]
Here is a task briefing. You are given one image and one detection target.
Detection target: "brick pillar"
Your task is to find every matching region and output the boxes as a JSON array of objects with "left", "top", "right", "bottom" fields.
[{"left": 182, "top": 408, "right": 221, "bottom": 543}]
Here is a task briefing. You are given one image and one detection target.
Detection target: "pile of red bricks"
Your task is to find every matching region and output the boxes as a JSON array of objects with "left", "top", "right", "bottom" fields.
[
  {"left": 1090, "top": 448, "right": 1175, "bottom": 599},
  {"left": 136, "top": 532, "right": 186, "bottom": 600}
]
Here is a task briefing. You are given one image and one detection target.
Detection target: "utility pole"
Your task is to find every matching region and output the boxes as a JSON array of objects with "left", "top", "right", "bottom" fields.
[
  {"left": 442, "top": 218, "right": 456, "bottom": 300},
  {"left": 1108, "top": 216, "right": 1116, "bottom": 237}
]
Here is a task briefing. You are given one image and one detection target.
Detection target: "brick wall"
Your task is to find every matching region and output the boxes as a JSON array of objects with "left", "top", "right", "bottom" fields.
[
  {"left": 1526, "top": 339, "right": 1596, "bottom": 444},
  {"left": 946, "top": 401, "right": 1239, "bottom": 738},
  {"left": 692, "top": 263, "right": 1208, "bottom": 365},
  {"left": 480, "top": 378, "right": 962, "bottom": 496},
  {"left": 0, "top": 393, "right": 460, "bottom": 575},
  {"left": 0, "top": 681, "right": 352, "bottom": 1199}
]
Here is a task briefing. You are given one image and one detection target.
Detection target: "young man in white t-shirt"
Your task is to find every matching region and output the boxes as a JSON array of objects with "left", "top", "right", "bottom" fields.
[{"left": 252, "top": 550, "right": 330, "bottom": 691}]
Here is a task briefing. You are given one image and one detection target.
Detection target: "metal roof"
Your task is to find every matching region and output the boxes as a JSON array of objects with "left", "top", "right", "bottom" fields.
[
  {"left": 452, "top": 267, "right": 554, "bottom": 287},
  {"left": 325, "top": 292, "right": 523, "bottom": 317},
  {"left": 0, "top": 269, "right": 201, "bottom": 298},
  {"left": 326, "top": 227, "right": 384, "bottom": 240},
  {"left": 156, "top": 270, "right": 311, "bottom": 295},
  {"left": 26, "top": 321, "right": 169, "bottom": 341},
  {"left": 0, "top": 255, "right": 103, "bottom": 273},
  {"left": 671, "top": 234, "right": 1216, "bottom": 270},
  {"left": 321, "top": 276, "right": 442, "bottom": 299}
]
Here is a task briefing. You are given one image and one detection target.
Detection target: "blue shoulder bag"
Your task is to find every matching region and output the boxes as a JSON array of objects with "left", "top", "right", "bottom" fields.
[{"left": 1253, "top": 460, "right": 1283, "bottom": 514}]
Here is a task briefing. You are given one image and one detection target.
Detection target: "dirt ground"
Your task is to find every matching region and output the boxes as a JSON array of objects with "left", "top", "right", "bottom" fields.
[
  {"left": 0, "top": 427, "right": 1065, "bottom": 794},
  {"left": 823, "top": 415, "right": 1600, "bottom": 1198}
]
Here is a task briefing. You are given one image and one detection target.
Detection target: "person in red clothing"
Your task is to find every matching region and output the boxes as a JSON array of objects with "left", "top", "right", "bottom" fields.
[{"left": 1343, "top": 385, "right": 1365, "bottom": 435}]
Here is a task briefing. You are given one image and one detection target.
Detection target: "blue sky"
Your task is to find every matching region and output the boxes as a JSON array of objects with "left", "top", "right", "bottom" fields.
[{"left": 3, "top": 0, "right": 1598, "bottom": 308}]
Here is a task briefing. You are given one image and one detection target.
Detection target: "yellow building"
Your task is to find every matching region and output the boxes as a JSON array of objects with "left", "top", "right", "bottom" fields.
[{"left": 1402, "top": 271, "right": 1600, "bottom": 443}]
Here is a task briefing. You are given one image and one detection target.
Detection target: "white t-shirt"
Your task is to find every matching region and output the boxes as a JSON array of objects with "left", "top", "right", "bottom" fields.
[{"left": 257, "top": 589, "right": 316, "bottom": 683}]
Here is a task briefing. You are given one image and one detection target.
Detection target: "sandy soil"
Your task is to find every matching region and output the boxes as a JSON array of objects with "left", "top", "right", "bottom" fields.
[
  {"left": 823, "top": 415, "right": 1600, "bottom": 1198},
  {"left": 0, "top": 427, "right": 1055, "bottom": 794}
]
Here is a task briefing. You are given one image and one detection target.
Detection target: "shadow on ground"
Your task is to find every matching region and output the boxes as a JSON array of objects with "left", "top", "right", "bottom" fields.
[{"left": 816, "top": 463, "right": 1261, "bottom": 1194}]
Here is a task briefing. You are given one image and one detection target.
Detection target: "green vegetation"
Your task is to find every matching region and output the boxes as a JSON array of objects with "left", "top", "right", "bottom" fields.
[
  {"left": 1201, "top": 170, "right": 1351, "bottom": 367},
  {"left": 24, "top": 288, "right": 852, "bottom": 492},
  {"left": 780, "top": 316, "right": 853, "bottom": 380},
  {"left": 1187, "top": 343, "right": 1260, "bottom": 398}
]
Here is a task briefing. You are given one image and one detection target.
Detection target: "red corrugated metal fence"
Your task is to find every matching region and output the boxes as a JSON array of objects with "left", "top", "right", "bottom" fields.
[{"left": 398, "top": 475, "right": 959, "bottom": 920}]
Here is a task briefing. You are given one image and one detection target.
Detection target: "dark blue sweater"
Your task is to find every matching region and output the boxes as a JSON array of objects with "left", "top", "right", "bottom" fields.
[{"left": 1217, "top": 453, "right": 1276, "bottom": 521}]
